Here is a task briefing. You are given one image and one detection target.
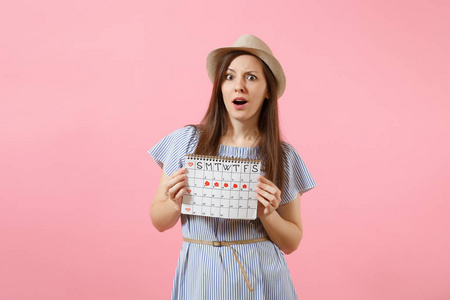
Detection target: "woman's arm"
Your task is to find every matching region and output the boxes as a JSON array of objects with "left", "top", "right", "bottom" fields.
[
  {"left": 256, "top": 176, "right": 303, "bottom": 254},
  {"left": 150, "top": 167, "right": 187, "bottom": 232}
]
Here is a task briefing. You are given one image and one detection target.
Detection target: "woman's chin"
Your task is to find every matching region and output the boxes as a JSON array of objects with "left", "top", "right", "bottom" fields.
[{"left": 227, "top": 112, "right": 259, "bottom": 124}]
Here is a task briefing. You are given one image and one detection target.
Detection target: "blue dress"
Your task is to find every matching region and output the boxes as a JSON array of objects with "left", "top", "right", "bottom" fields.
[{"left": 149, "top": 126, "right": 316, "bottom": 299}]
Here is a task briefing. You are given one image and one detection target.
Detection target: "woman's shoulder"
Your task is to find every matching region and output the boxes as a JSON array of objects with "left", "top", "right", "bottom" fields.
[
  {"left": 148, "top": 125, "right": 199, "bottom": 175},
  {"left": 280, "top": 141, "right": 309, "bottom": 169},
  {"left": 166, "top": 125, "right": 199, "bottom": 139},
  {"left": 279, "top": 141, "right": 316, "bottom": 199},
  {"left": 152, "top": 125, "right": 196, "bottom": 147},
  {"left": 280, "top": 141, "right": 299, "bottom": 157},
  {"left": 149, "top": 125, "right": 199, "bottom": 154}
]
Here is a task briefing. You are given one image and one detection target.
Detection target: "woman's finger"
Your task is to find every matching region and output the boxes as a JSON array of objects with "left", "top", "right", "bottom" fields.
[
  {"left": 167, "top": 179, "right": 186, "bottom": 198},
  {"left": 258, "top": 175, "right": 275, "bottom": 185},
  {"left": 168, "top": 180, "right": 187, "bottom": 199},
  {"left": 258, "top": 176, "right": 281, "bottom": 196},
  {"left": 256, "top": 187, "right": 276, "bottom": 202},
  {"left": 270, "top": 197, "right": 280, "bottom": 209},
  {"left": 174, "top": 167, "right": 186, "bottom": 176},
  {"left": 256, "top": 193, "right": 270, "bottom": 207},
  {"left": 165, "top": 173, "right": 185, "bottom": 192},
  {"left": 174, "top": 187, "right": 186, "bottom": 203},
  {"left": 256, "top": 182, "right": 281, "bottom": 212},
  {"left": 168, "top": 168, "right": 186, "bottom": 182},
  {"left": 168, "top": 174, "right": 186, "bottom": 189},
  {"left": 257, "top": 181, "right": 277, "bottom": 195},
  {"left": 256, "top": 194, "right": 274, "bottom": 215}
]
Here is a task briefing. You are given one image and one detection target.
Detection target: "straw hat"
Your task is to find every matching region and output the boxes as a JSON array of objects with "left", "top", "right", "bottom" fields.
[{"left": 206, "top": 34, "right": 286, "bottom": 99}]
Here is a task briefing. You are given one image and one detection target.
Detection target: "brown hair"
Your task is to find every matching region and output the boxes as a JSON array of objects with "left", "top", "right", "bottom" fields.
[{"left": 194, "top": 50, "right": 285, "bottom": 191}]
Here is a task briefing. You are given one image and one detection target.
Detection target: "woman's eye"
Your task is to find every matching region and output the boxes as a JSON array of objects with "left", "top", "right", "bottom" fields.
[
  {"left": 225, "top": 74, "right": 233, "bottom": 80},
  {"left": 247, "top": 74, "right": 257, "bottom": 80}
]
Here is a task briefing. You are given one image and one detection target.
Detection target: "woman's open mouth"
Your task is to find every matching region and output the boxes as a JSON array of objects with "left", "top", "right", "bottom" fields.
[{"left": 232, "top": 98, "right": 248, "bottom": 109}]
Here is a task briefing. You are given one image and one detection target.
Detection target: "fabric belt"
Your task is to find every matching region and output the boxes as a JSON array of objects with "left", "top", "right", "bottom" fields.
[{"left": 182, "top": 236, "right": 270, "bottom": 292}]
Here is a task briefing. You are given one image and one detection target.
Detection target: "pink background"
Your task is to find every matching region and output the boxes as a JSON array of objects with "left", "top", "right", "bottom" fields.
[{"left": 1, "top": 1, "right": 449, "bottom": 299}]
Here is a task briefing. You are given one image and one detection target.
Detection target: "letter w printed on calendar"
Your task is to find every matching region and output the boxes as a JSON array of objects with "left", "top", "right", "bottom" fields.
[{"left": 182, "top": 154, "right": 262, "bottom": 220}]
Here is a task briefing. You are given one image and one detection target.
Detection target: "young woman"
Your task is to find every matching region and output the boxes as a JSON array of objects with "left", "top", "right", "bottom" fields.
[{"left": 148, "top": 34, "right": 316, "bottom": 299}]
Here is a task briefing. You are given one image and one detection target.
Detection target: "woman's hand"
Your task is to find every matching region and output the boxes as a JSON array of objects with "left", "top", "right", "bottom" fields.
[
  {"left": 254, "top": 176, "right": 304, "bottom": 254},
  {"left": 163, "top": 167, "right": 187, "bottom": 211},
  {"left": 151, "top": 167, "right": 187, "bottom": 232},
  {"left": 255, "top": 175, "right": 282, "bottom": 216}
]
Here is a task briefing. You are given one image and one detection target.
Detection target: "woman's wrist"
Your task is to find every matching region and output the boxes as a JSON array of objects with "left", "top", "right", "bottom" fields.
[
  {"left": 258, "top": 209, "right": 279, "bottom": 223},
  {"left": 164, "top": 196, "right": 182, "bottom": 215}
]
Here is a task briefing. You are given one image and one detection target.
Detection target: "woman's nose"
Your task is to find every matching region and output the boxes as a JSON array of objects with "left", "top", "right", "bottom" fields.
[{"left": 234, "top": 78, "right": 245, "bottom": 92}]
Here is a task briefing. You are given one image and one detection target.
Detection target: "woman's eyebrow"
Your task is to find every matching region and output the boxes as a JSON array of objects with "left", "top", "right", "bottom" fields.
[{"left": 227, "top": 68, "right": 260, "bottom": 73}]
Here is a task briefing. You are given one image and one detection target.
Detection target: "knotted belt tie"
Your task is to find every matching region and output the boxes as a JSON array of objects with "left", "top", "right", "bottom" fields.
[{"left": 182, "top": 236, "right": 270, "bottom": 292}]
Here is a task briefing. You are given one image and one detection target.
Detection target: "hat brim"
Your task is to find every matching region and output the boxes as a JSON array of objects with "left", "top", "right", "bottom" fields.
[{"left": 206, "top": 46, "right": 286, "bottom": 99}]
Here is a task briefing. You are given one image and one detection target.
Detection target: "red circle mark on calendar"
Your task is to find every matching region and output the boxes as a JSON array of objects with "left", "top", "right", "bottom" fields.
[
  {"left": 214, "top": 182, "right": 219, "bottom": 187},
  {"left": 186, "top": 189, "right": 191, "bottom": 193},
  {"left": 242, "top": 184, "right": 247, "bottom": 189},
  {"left": 205, "top": 181, "right": 210, "bottom": 186},
  {"left": 224, "top": 183, "right": 229, "bottom": 188},
  {"left": 233, "top": 183, "right": 238, "bottom": 188}
]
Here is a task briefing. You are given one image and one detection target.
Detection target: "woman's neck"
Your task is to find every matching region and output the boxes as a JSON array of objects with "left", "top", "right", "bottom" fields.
[{"left": 220, "top": 119, "right": 260, "bottom": 147}]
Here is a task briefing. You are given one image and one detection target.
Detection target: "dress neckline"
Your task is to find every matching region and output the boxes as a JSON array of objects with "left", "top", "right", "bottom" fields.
[
  {"left": 217, "top": 144, "right": 260, "bottom": 159},
  {"left": 219, "top": 144, "right": 258, "bottom": 150}
]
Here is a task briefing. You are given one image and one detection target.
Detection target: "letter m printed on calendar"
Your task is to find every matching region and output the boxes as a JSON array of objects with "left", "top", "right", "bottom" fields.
[{"left": 182, "top": 155, "right": 261, "bottom": 220}]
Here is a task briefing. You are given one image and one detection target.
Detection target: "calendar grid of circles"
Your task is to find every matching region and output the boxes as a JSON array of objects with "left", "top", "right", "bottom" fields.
[{"left": 182, "top": 154, "right": 261, "bottom": 220}]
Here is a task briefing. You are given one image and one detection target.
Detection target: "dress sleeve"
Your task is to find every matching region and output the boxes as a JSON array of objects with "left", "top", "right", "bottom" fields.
[
  {"left": 280, "top": 142, "right": 317, "bottom": 204},
  {"left": 148, "top": 126, "right": 198, "bottom": 176}
]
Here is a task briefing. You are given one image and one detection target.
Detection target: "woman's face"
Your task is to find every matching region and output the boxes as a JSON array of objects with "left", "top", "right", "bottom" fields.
[{"left": 221, "top": 54, "right": 269, "bottom": 125}]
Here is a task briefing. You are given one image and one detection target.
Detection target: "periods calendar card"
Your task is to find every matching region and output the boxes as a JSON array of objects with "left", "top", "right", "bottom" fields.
[{"left": 182, "top": 154, "right": 262, "bottom": 220}]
